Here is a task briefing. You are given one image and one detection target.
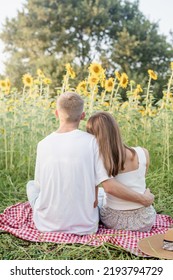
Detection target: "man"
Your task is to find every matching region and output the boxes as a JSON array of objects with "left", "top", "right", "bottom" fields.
[{"left": 27, "top": 92, "right": 154, "bottom": 235}]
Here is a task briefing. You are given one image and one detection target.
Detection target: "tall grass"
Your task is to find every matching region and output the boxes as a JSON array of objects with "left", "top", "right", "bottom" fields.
[{"left": 0, "top": 64, "right": 173, "bottom": 259}]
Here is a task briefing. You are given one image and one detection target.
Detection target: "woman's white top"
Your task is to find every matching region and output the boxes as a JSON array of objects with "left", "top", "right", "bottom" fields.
[{"left": 104, "top": 147, "right": 147, "bottom": 210}]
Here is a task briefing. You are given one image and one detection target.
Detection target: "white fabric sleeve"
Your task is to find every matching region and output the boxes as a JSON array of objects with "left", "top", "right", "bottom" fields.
[{"left": 94, "top": 140, "right": 110, "bottom": 186}]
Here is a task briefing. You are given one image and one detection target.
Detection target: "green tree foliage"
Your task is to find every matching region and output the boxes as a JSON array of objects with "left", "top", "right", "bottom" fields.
[{"left": 0, "top": 0, "right": 173, "bottom": 97}]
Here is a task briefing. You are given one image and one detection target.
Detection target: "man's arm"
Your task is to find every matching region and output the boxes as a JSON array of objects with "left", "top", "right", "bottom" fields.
[
  {"left": 102, "top": 178, "right": 154, "bottom": 207},
  {"left": 93, "top": 186, "right": 99, "bottom": 208}
]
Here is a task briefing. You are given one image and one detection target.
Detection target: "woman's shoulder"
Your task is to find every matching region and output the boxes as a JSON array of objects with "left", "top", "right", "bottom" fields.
[
  {"left": 132, "top": 146, "right": 149, "bottom": 155},
  {"left": 137, "top": 147, "right": 149, "bottom": 158},
  {"left": 133, "top": 146, "right": 149, "bottom": 167}
]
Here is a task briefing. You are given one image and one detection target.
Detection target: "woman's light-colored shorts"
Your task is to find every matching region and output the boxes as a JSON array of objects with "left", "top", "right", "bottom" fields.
[{"left": 100, "top": 205, "right": 156, "bottom": 232}]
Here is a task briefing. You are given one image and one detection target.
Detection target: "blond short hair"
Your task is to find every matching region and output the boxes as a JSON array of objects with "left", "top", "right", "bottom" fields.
[{"left": 57, "top": 92, "right": 84, "bottom": 122}]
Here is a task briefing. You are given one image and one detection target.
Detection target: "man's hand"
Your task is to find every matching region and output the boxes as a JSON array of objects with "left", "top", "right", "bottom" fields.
[
  {"left": 93, "top": 199, "right": 98, "bottom": 208},
  {"left": 142, "top": 188, "right": 154, "bottom": 207}
]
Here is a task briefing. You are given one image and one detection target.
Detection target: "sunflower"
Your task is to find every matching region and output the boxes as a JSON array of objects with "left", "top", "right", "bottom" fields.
[
  {"left": 65, "top": 63, "right": 76, "bottom": 79},
  {"left": 88, "top": 62, "right": 103, "bottom": 76},
  {"left": 103, "top": 101, "right": 109, "bottom": 107},
  {"left": 115, "top": 71, "right": 121, "bottom": 81},
  {"left": 163, "top": 92, "right": 172, "bottom": 100},
  {"left": 105, "top": 77, "right": 114, "bottom": 92},
  {"left": 22, "top": 74, "right": 33, "bottom": 87},
  {"left": 5, "top": 78, "right": 11, "bottom": 88},
  {"left": 100, "top": 70, "right": 106, "bottom": 87},
  {"left": 34, "top": 79, "right": 40, "bottom": 85},
  {"left": 0, "top": 80, "right": 7, "bottom": 89},
  {"left": 170, "top": 62, "right": 173, "bottom": 71},
  {"left": 121, "top": 101, "right": 129, "bottom": 109},
  {"left": 136, "top": 84, "right": 143, "bottom": 93},
  {"left": 148, "top": 69, "right": 157, "bottom": 80},
  {"left": 37, "top": 69, "right": 45, "bottom": 78},
  {"left": 133, "top": 84, "right": 143, "bottom": 98},
  {"left": 88, "top": 75, "right": 99, "bottom": 87},
  {"left": 76, "top": 81, "right": 87, "bottom": 93},
  {"left": 43, "top": 78, "right": 52, "bottom": 85},
  {"left": 119, "top": 73, "right": 128, "bottom": 88}
]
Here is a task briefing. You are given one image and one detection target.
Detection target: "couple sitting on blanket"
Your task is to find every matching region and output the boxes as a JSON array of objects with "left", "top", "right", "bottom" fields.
[{"left": 27, "top": 92, "right": 156, "bottom": 235}]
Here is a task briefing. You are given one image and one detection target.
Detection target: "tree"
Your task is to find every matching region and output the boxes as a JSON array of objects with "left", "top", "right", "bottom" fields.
[{"left": 0, "top": 0, "right": 173, "bottom": 97}]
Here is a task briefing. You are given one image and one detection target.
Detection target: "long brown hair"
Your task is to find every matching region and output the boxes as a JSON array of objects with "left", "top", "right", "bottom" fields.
[{"left": 86, "top": 112, "right": 135, "bottom": 176}]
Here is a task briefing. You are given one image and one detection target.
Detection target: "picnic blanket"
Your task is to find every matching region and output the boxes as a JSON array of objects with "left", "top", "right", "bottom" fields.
[{"left": 0, "top": 202, "right": 173, "bottom": 257}]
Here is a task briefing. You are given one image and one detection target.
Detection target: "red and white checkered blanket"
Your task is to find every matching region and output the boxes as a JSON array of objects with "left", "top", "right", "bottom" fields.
[{"left": 0, "top": 202, "right": 173, "bottom": 257}]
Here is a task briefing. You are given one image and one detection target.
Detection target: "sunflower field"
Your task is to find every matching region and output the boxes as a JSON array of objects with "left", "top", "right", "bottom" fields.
[{"left": 0, "top": 62, "right": 173, "bottom": 260}]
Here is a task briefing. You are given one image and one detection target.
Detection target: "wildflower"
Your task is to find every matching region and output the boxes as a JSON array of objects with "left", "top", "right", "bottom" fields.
[
  {"left": 22, "top": 74, "right": 33, "bottom": 87},
  {"left": 105, "top": 77, "right": 114, "bottom": 92},
  {"left": 115, "top": 71, "right": 121, "bottom": 81},
  {"left": 88, "top": 62, "right": 103, "bottom": 76},
  {"left": 65, "top": 63, "right": 76, "bottom": 78},
  {"left": 148, "top": 69, "right": 157, "bottom": 80},
  {"left": 37, "top": 69, "right": 45, "bottom": 78},
  {"left": 43, "top": 78, "right": 52, "bottom": 85},
  {"left": 119, "top": 73, "right": 128, "bottom": 88}
]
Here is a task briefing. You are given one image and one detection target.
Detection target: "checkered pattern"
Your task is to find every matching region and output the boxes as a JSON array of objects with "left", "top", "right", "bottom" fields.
[{"left": 0, "top": 202, "right": 173, "bottom": 257}]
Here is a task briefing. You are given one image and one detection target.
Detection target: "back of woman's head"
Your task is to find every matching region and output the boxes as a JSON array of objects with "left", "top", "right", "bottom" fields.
[{"left": 86, "top": 112, "right": 125, "bottom": 176}]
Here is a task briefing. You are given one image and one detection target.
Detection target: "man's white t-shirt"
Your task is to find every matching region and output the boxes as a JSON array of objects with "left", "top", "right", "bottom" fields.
[{"left": 33, "top": 129, "right": 109, "bottom": 235}]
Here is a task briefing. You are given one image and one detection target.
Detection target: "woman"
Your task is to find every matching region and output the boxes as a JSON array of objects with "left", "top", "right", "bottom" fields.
[{"left": 86, "top": 112, "right": 156, "bottom": 231}]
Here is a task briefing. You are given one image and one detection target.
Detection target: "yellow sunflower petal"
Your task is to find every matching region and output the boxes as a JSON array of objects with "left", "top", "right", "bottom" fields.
[
  {"left": 105, "top": 77, "right": 114, "bottom": 92},
  {"left": 148, "top": 69, "right": 157, "bottom": 80},
  {"left": 22, "top": 74, "right": 33, "bottom": 87},
  {"left": 119, "top": 73, "right": 128, "bottom": 88}
]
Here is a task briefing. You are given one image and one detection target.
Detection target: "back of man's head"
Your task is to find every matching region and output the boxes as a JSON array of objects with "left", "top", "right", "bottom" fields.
[{"left": 56, "top": 92, "right": 84, "bottom": 123}]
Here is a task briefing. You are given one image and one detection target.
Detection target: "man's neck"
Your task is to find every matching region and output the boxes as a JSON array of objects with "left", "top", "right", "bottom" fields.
[{"left": 56, "top": 122, "right": 79, "bottom": 133}]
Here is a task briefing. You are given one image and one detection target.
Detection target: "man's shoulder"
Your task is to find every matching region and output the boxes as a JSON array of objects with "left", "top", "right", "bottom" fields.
[
  {"left": 78, "top": 130, "right": 97, "bottom": 143},
  {"left": 79, "top": 130, "right": 94, "bottom": 138},
  {"left": 38, "top": 132, "right": 54, "bottom": 146}
]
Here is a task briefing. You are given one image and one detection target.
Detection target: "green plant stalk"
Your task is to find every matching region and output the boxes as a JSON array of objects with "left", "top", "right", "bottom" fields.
[
  {"left": 89, "top": 85, "right": 96, "bottom": 115},
  {"left": 101, "top": 89, "right": 106, "bottom": 104},
  {"left": 27, "top": 145, "right": 32, "bottom": 180},
  {"left": 111, "top": 83, "right": 120, "bottom": 113},
  {"left": 162, "top": 70, "right": 173, "bottom": 175},
  {"left": 109, "top": 80, "right": 116, "bottom": 108},
  {"left": 145, "top": 76, "right": 151, "bottom": 113},
  {"left": 3, "top": 127, "right": 8, "bottom": 170}
]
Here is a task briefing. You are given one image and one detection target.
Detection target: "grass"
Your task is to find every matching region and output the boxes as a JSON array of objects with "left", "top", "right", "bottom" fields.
[
  {"left": 0, "top": 64, "right": 173, "bottom": 260},
  {"left": 0, "top": 130, "right": 173, "bottom": 260}
]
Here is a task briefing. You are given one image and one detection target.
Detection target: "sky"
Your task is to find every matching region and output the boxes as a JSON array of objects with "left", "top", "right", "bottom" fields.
[{"left": 0, "top": 0, "right": 173, "bottom": 74}]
